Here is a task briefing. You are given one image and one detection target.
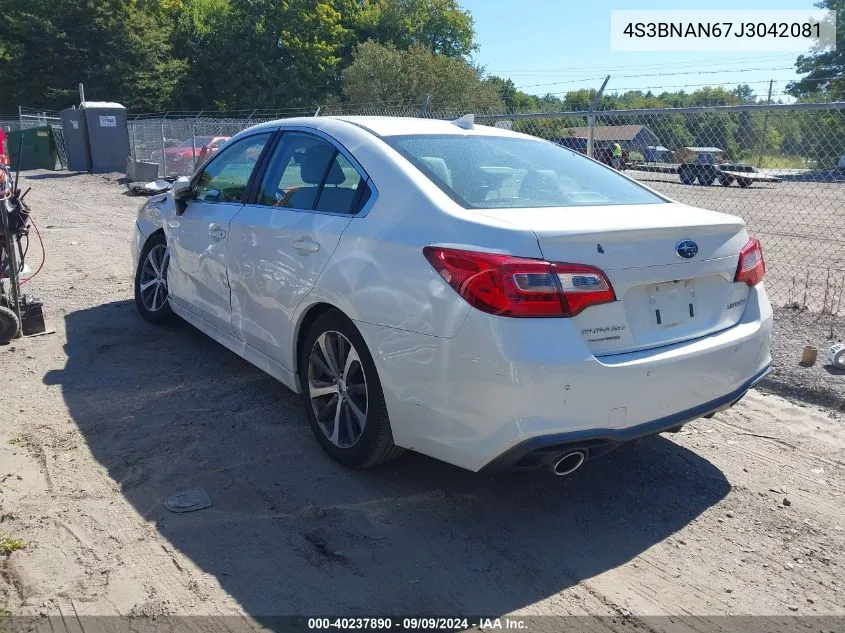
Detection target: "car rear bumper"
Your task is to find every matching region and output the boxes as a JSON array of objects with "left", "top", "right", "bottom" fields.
[
  {"left": 480, "top": 363, "right": 770, "bottom": 472},
  {"left": 356, "top": 284, "right": 772, "bottom": 473}
]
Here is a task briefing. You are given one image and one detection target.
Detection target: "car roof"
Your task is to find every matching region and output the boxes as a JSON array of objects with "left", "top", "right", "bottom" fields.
[{"left": 244, "top": 115, "right": 531, "bottom": 140}]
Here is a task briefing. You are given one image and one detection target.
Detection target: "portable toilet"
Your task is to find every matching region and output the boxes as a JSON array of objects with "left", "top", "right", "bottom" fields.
[
  {"left": 61, "top": 107, "right": 90, "bottom": 172},
  {"left": 80, "top": 102, "right": 130, "bottom": 173}
]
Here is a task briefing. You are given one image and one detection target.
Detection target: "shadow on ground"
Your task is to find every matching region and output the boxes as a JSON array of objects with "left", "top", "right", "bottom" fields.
[
  {"left": 45, "top": 300, "right": 730, "bottom": 618},
  {"left": 22, "top": 171, "right": 89, "bottom": 180}
]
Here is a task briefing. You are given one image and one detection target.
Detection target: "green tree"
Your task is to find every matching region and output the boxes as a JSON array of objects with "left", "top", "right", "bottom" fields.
[
  {"left": 487, "top": 76, "right": 543, "bottom": 112},
  {"left": 0, "top": 0, "right": 184, "bottom": 112},
  {"left": 787, "top": 0, "right": 845, "bottom": 100},
  {"left": 173, "top": 0, "right": 354, "bottom": 110},
  {"left": 349, "top": 0, "right": 475, "bottom": 57},
  {"left": 340, "top": 41, "right": 502, "bottom": 112}
]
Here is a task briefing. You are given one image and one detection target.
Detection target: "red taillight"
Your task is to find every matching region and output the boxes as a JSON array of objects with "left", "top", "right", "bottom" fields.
[
  {"left": 735, "top": 237, "right": 766, "bottom": 287},
  {"left": 422, "top": 247, "right": 616, "bottom": 318}
]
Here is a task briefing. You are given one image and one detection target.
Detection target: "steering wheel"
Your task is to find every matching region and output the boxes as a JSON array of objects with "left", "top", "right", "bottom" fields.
[{"left": 273, "top": 186, "right": 301, "bottom": 207}]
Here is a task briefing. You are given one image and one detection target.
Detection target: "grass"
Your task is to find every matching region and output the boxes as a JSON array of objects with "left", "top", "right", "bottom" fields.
[
  {"left": 5, "top": 437, "right": 20, "bottom": 446},
  {"left": 0, "top": 535, "right": 25, "bottom": 556},
  {"left": 756, "top": 155, "right": 815, "bottom": 169}
]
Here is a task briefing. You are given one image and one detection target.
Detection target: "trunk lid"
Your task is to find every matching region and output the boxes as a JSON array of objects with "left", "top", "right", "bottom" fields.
[{"left": 476, "top": 203, "right": 752, "bottom": 355}]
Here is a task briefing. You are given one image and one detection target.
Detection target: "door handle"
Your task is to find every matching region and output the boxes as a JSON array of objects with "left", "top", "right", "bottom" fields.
[
  {"left": 208, "top": 223, "right": 226, "bottom": 241},
  {"left": 292, "top": 238, "right": 320, "bottom": 254}
]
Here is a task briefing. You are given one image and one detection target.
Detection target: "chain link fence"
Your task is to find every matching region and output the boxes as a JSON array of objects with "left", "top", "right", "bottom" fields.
[{"left": 121, "top": 102, "right": 841, "bottom": 315}]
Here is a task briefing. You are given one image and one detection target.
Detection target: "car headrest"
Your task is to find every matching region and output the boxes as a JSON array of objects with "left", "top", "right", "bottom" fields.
[
  {"left": 519, "top": 169, "right": 559, "bottom": 199},
  {"left": 420, "top": 156, "right": 452, "bottom": 187},
  {"left": 301, "top": 146, "right": 346, "bottom": 185}
]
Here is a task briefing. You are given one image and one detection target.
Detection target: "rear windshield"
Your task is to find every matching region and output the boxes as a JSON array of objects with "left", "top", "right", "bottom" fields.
[{"left": 384, "top": 134, "right": 665, "bottom": 209}]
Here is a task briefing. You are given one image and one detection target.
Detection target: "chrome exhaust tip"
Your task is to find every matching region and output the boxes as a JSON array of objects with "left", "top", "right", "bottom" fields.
[{"left": 551, "top": 450, "right": 587, "bottom": 476}]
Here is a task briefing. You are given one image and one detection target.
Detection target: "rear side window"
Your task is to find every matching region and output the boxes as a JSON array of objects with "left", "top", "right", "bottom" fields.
[
  {"left": 384, "top": 134, "right": 665, "bottom": 209},
  {"left": 258, "top": 133, "right": 369, "bottom": 214}
]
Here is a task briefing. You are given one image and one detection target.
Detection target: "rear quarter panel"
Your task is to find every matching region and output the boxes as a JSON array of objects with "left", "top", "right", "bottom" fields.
[{"left": 289, "top": 119, "right": 544, "bottom": 365}]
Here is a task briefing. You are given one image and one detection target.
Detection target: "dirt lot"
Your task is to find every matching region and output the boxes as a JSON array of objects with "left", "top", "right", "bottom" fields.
[{"left": 1, "top": 172, "right": 845, "bottom": 629}]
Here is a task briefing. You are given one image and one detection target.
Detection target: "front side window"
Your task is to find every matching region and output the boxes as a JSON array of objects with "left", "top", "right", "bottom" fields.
[
  {"left": 194, "top": 133, "right": 271, "bottom": 203},
  {"left": 258, "top": 133, "right": 369, "bottom": 214},
  {"left": 384, "top": 134, "right": 665, "bottom": 209}
]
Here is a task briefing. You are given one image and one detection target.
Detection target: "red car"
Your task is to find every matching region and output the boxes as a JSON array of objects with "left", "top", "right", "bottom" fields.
[
  {"left": 0, "top": 128, "right": 8, "bottom": 166},
  {"left": 150, "top": 136, "right": 229, "bottom": 175}
]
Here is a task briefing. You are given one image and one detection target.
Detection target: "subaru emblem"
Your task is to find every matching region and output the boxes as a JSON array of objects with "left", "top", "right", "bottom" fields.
[{"left": 676, "top": 239, "right": 698, "bottom": 259}]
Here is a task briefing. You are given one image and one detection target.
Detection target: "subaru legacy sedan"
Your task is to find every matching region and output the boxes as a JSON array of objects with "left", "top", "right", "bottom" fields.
[{"left": 132, "top": 116, "right": 771, "bottom": 476}]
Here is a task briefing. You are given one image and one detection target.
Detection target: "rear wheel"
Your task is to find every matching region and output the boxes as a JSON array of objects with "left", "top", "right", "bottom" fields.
[
  {"left": 134, "top": 232, "right": 174, "bottom": 324},
  {"left": 299, "top": 310, "right": 404, "bottom": 468},
  {"left": 0, "top": 305, "right": 20, "bottom": 344},
  {"left": 679, "top": 166, "right": 695, "bottom": 185},
  {"left": 737, "top": 178, "right": 752, "bottom": 188},
  {"left": 719, "top": 174, "right": 733, "bottom": 187}
]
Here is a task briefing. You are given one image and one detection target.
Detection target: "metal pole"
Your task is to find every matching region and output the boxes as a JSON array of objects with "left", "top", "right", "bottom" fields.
[
  {"left": 160, "top": 113, "right": 167, "bottom": 178},
  {"left": 191, "top": 114, "right": 198, "bottom": 172},
  {"left": 420, "top": 94, "right": 431, "bottom": 117},
  {"left": 17, "top": 105, "right": 22, "bottom": 131},
  {"left": 587, "top": 76, "right": 610, "bottom": 159},
  {"left": 131, "top": 120, "right": 137, "bottom": 162},
  {"left": 78, "top": 83, "right": 85, "bottom": 106},
  {"left": 757, "top": 79, "right": 774, "bottom": 169}
]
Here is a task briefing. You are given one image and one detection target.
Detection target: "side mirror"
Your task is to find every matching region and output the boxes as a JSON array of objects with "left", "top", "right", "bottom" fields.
[{"left": 172, "top": 176, "right": 192, "bottom": 201}]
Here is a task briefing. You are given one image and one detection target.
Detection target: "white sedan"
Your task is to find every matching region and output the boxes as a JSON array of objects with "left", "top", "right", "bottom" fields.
[{"left": 131, "top": 116, "right": 772, "bottom": 475}]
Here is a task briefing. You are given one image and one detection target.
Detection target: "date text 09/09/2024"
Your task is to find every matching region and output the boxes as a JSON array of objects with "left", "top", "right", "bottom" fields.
[
  {"left": 622, "top": 22, "right": 821, "bottom": 38},
  {"left": 307, "top": 618, "right": 528, "bottom": 630}
]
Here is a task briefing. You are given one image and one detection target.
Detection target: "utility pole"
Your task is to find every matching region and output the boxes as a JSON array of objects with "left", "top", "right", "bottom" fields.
[
  {"left": 420, "top": 94, "right": 431, "bottom": 117},
  {"left": 587, "top": 75, "right": 610, "bottom": 159},
  {"left": 757, "top": 79, "right": 774, "bottom": 169}
]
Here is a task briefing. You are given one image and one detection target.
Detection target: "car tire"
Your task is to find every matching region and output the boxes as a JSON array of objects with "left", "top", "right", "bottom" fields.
[
  {"left": 299, "top": 310, "right": 404, "bottom": 468},
  {"left": 0, "top": 305, "right": 20, "bottom": 344},
  {"left": 679, "top": 166, "right": 695, "bottom": 185},
  {"left": 719, "top": 174, "right": 733, "bottom": 186},
  {"left": 737, "top": 178, "right": 752, "bottom": 188},
  {"left": 134, "top": 232, "right": 175, "bottom": 324},
  {"left": 697, "top": 171, "right": 716, "bottom": 186}
]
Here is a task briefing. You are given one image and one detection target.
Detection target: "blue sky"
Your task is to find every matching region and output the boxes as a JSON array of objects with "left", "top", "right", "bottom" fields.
[{"left": 459, "top": 0, "right": 820, "bottom": 101}]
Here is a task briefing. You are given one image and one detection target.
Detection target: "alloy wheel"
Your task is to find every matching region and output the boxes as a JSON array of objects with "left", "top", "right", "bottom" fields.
[
  {"left": 139, "top": 244, "right": 170, "bottom": 312},
  {"left": 308, "top": 330, "right": 368, "bottom": 448}
]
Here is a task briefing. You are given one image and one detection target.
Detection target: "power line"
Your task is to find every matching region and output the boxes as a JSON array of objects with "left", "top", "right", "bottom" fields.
[
  {"left": 515, "top": 66, "right": 797, "bottom": 90},
  {"left": 488, "top": 53, "right": 796, "bottom": 76}
]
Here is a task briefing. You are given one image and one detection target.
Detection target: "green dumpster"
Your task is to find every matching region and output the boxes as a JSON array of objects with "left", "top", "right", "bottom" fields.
[{"left": 7, "top": 126, "right": 60, "bottom": 170}]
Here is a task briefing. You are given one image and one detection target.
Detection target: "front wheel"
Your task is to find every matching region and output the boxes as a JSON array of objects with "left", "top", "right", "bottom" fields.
[
  {"left": 134, "top": 232, "right": 174, "bottom": 324},
  {"left": 737, "top": 178, "right": 753, "bottom": 188},
  {"left": 299, "top": 310, "right": 403, "bottom": 468},
  {"left": 697, "top": 171, "right": 716, "bottom": 186}
]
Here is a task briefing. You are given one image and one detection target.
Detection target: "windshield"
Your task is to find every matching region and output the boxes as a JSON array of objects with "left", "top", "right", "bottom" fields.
[{"left": 384, "top": 134, "right": 666, "bottom": 209}]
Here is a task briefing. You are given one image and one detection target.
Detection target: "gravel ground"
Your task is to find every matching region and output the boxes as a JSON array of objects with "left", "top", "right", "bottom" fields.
[
  {"left": 762, "top": 307, "right": 845, "bottom": 412},
  {"left": 1, "top": 171, "right": 845, "bottom": 630}
]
